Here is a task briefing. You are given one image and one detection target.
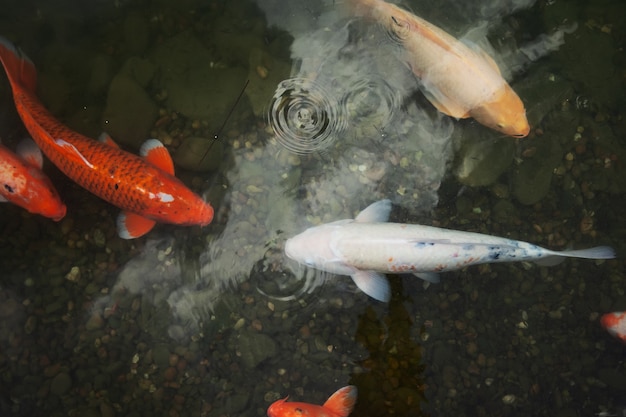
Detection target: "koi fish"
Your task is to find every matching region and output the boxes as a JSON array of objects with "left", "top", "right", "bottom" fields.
[
  {"left": 285, "top": 200, "right": 615, "bottom": 302},
  {"left": 348, "top": 0, "right": 530, "bottom": 137},
  {"left": 600, "top": 312, "right": 626, "bottom": 344},
  {"left": 0, "top": 138, "right": 66, "bottom": 220},
  {"left": 268, "top": 385, "right": 357, "bottom": 417},
  {"left": 0, "top": 36, "right": 213, "bottom": 238}
]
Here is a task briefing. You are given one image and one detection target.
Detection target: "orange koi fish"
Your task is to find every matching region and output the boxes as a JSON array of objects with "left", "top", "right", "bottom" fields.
[
  {"left": 601, "top": 312, "right": 626, "bottom": 344},
  {"left": 267, "top": 385, "right": 357, "bottom": 417},
  {"left": 0, "top": 138, "right": 66, "bottom": 220},
  {"left": 0, "top": 37, "right": 213, "bottom": 238},
  {"left": 349, "top": 0, "right": 530, "bottom": 137}
]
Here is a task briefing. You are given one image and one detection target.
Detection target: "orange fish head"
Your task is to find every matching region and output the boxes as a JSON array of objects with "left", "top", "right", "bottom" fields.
[
  {"left": 190, "top": 200, "right": 214, "bottom": 226},
  {"left": 28, "top": 191, "right": 66, "bottom": 221},
  {"left": 44, "top": 200, "right": 67, "bottom": 221},
  {"left": 24, "top": 168, "right": 67, "bottom": 221},
  {"left": 471, "top": 85, "right": 530, "bottom": 138}
]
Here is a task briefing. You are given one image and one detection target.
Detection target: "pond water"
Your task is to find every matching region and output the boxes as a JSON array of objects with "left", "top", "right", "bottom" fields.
[{"left": 0, "top": 0, "right": 624, "bottom": 416}]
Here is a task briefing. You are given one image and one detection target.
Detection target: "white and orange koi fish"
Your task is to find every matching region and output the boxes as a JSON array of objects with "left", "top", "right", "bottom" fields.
[
  {"left": 285, "top": 200, "right": 615, "bottom": 302},
  {"left": 601, "top": 312, "right": 626, "bottom": 344},
  {"left": 348, "top": 0, "right": 530, "bottom": 137}
]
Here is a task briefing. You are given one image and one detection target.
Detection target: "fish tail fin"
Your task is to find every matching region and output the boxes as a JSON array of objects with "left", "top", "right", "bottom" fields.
[
  {"left": 559, "top": 246, "right": 616, "bottom": 260},
  {"left": 0, "top": 36, "right": 37, "bottom": 92},
  {"left": 323, "top": 386, "right": 358, "bottom": 417},
  {"left": 535, "top": 246, "right": 616, "bottom": 266}
]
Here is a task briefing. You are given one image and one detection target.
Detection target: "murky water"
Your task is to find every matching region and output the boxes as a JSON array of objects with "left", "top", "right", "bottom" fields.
[{"left": 0, "top": 0, "right": 625, "bottom": 416}]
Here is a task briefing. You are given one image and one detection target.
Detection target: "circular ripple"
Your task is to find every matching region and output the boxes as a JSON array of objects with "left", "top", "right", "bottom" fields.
[
  {"left": 385, "top": 15, "right": 412, "bottom": 44},
  {"left": 268, "top": 78, "right": 347, "bottom": 154},
  {"left": 341, "top": 77, "right": 401, "bottom": 127}
]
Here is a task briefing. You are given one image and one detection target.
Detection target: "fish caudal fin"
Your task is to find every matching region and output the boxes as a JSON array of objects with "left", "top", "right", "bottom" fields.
[
  {"left": 351, "top": 271, "right": 391, "bottom": 302},
  {"left": 117, "top": 212, "right": 157, "bottom": 239},
  {"left": 535, "top": 245, "right": 615, "bottom": 266},
  {"left": 0, "top": 36, "right": 37, "bottom": 92},
  {"left": 560, "top": 246, "right": 616, "bottom": 259},
  {"left": 140, "top": 139, "right": 175, "bottom": 175},
  {"left": 322, "top": 386, "right": 358, "bottom": 417}
]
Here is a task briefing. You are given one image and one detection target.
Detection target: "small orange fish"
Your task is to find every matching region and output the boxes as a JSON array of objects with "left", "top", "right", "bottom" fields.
[
  {"left": 349, "top": 0, "right": 530, "bottom": 137},
  {"left": 0, "top": 138, "right": 66, "bottom": 220},
  {"left": 0, "top": 37, "right": 214, "bottom": 238},
  {"left": 601, "top": 312, "right": 626, "bottom": 344},
  {"left": 267, "top": 385, "right": 357, "bottom": 417}
]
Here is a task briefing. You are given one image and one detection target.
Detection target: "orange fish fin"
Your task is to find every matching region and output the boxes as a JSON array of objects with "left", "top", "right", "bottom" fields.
[
  {"left": 117, "top": 212, "right": 156, "bottom": 239},
  {"left": 0, "top": 36, "right": 37, "bottom": 92},
  {"left": 322, "top": 386, "right": 357, "bottom": 417},
  {"left": 422, "top": 88, "right": 470, "bottom": 119},
  {"left": 16, "top": 138, "right": 43, "bottom": 168},
  {"left": 54, "top": 139, "right": 95, "bottom": 168},
  {"left": 140, "top": 139, "right": 175, "bottom": 175},
  {"left": 98, "top": 132, "right": 120, "bottom": 149}
]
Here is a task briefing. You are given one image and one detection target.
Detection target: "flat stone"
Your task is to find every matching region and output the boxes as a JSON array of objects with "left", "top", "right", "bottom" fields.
[
  {"left": 101, "top": 72, "right": 158, "bottom": 149},
  {"left": 50, "top": 372, "right": 72, "bottom": 396},
  {"left": 174, "top": 137, "right": 223, "bottom": 172},
  {"left": 149, "top": 30, "right": 250, "bottom": 124},
  {"left": 237, "top": 330, "right": 277, "bottom": 369}
]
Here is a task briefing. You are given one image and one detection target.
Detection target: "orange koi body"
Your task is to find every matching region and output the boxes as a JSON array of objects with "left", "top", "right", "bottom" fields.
[
  {"left": 0, "top": 37, "right": 213, "bottom": 238},
  {"left": 267, "top": 386, "right": 357, "bottom": 417},
  {"left": 0, "top": 139, "right": 66, "bottom": 221},
  {"left": 349, "top": 0, "right": 530, "bottom": 137}
]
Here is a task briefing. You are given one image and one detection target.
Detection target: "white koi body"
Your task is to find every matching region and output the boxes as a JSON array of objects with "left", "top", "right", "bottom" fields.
[{"left": 285, "top": 200, "right": 615, "bottom": 302}]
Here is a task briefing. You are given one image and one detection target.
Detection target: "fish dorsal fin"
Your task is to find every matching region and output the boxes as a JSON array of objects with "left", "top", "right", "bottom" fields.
[
  {"left": 355, "top": 200, "right": 391, "bottom": 223},
  {"left": 117, "top": 211, "right": 156, "bottom": 239},
  {"left": 351, "top": 271, "right": 391, "bottom": 302},
  {"left": 16, "top": 138, "right": 43, "bottom": 168},
  {"left": 322, "top": 386, "right": 358, "bottom": 417},
  {"left": 54, "top": 139, "right": 94, "bottom": 168},
  {"left": 140, "top": 139, "right": 174, "bottom": 175},
  {"left": 98, "top": 132, "right": 120, "bottom": 149}
]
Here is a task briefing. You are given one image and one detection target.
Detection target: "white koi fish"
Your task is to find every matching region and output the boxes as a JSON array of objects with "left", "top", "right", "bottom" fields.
[
  {"left": 285, "top": 200, "right": 615, "bottom": 302},
  {"left": 348, "top": 0, "right": 530, "bottom": 137}
]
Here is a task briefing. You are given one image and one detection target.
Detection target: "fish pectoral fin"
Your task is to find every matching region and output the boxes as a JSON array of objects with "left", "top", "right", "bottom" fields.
[
  {"left": 140, "top": 139, "right": 175, "bottom": 175},
  {"left": 351, "top": 271, "right": 391, "bottom": 302},
  {"left": 117, "top": 211, "right": 156, "bottom": 239},
  {"left": 98, "top": 132, "right": 120, "bottom": 149},
  {"left": 355, "top": 200, "right": 391, "bottom": 223},
  {"left": 421, "top": 87, "right": 470, "bottom": 119},
  {"left": 54, "top": 139, "right": 94, "bottom": 168},
  {"left": 322, "top": 386, "right": 358, "bottom": 417},
  {"left": 413, "top": 272, "right": 440, "bottom": 283},
  {"left": 16, "top": 138, "right": 43, "bottom": 169}
]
